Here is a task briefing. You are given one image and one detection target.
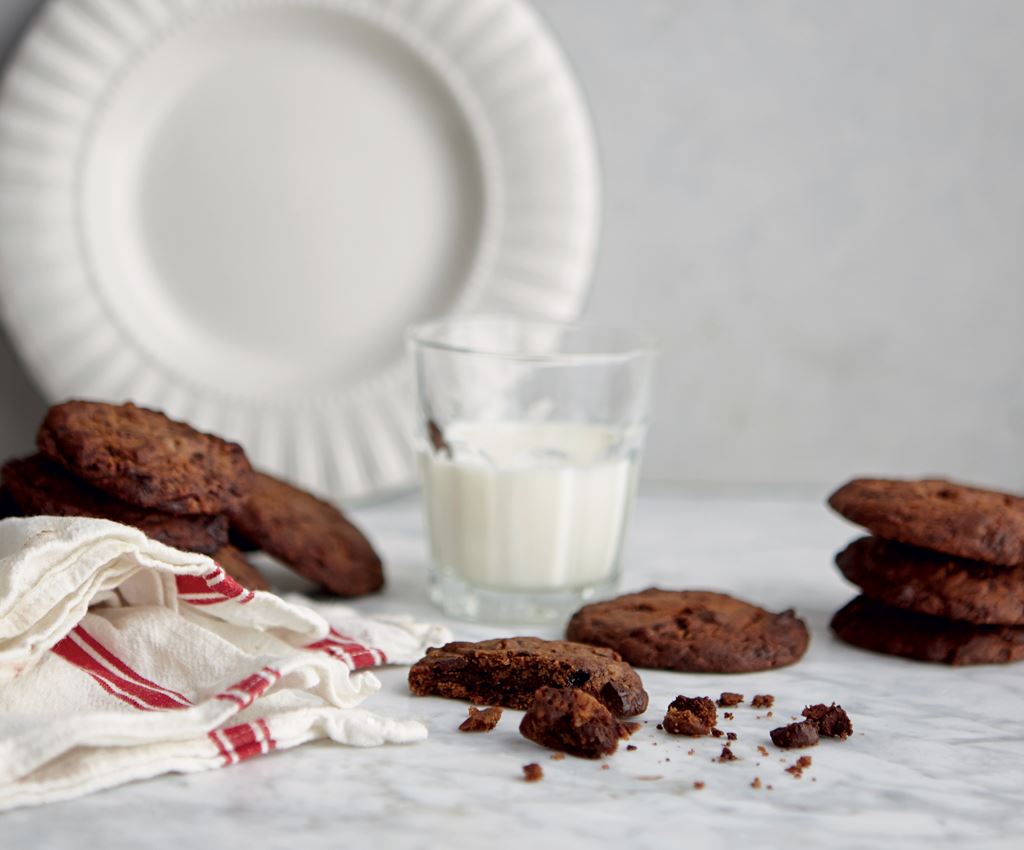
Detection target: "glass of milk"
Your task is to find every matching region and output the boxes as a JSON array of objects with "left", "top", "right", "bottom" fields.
[{"left": 408, "top": 316, "right": 656, "bottom": 623}]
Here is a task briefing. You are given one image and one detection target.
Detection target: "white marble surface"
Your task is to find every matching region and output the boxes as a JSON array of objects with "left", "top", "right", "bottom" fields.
[{"left": 3, "top": 488, "right": 1023, "bottom": 848}]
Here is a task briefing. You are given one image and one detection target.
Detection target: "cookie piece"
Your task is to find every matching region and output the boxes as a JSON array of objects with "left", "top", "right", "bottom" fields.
[
  {"left": 828, "top": 478, "right": 1024, "bottom": 566},
  {"left": 38, "top": 401, "right": 253, "bottom": 515},
  {"left": 408, "top": 637, "right": 649, "bottom": 716},
  {"left": 459, "top": 706, "right": 503, "bottom": 732},
  {"left": 801, "top": 703, "right": 853, "bottom": 740},
  {"left": 831, "top": 595, "right": 1024, "bottom": 666},
  {"left": 663, "top": 695, "right": 717, "bottom": 736},
  {"left": 751, "top": 694, "right": 774, "bottom": 709},
  {"left": 520, "top": 687, "right": 623, "bottom": 759},
  {"left": 567, "top": 588, "right": 809, "bottom": 673},
  {"left": 718, "top": 692, "right": 743, "bottom": 707},
  {"left": 770, "top": 720, "right": 820, "bottom": 749},
  {"left": 2, "top": 454, "right": 229, "bottom": 555},
  {"left": 836, "top": 536, "right": 1024, "bottom": 625},
  {"left": 213, "top": 545, "right": 269, "bottom": 592},
  {"left": 228, "top": 472, "right": 383, "bottom": 597}
]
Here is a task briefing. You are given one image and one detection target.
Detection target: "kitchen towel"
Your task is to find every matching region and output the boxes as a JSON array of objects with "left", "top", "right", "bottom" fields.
[{"left": 0, "top": 515, "right": 450, "bottom": 811}]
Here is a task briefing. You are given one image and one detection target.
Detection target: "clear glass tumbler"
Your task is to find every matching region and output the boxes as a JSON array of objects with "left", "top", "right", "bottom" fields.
[{"left": 408, "top": 316, "right": 656, "bottom": 623}]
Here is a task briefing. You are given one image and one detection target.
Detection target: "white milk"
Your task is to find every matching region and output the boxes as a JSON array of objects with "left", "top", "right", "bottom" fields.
[{"left": 420, "top": 422, "right": 639, "bottom": 591}]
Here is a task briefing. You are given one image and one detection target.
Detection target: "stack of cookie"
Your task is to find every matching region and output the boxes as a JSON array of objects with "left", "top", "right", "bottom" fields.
[
  {"left": 0, "top": 400, "right": 383, "bottom": 597},
  {"left": 827, "top": 478, "right": 1024, "bottom": 665}
]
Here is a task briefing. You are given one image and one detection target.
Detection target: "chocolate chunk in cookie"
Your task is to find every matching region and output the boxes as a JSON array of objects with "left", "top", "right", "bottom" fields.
[
  {"left": 801, "top": 703, "right": 853, "bottom": 740},
  {"left": 37, "top": 401, "right": 253, "bottom": 515},
  {"left": 567, "top": 588, "right": 809, "bottom": 673},
  {"left": 770, "top": 720, "right": 819, "bottom": 749},
  {"left": 520, "top": 687, "right": 624, "bottom": 759},
  {"left": 836, "top": 536, "right": 1024, "bottom": 625},
  {"left": 828, "top": 478, "right": 1024, "bottom": 566},
  {"left": 831, "top": 595, "right": 1024, "bottom": 666},
  {"left": 663, "top": 695, "right": 717, "bottom": 736},
  {"left": 408, "top": 637, "right": 649, "bottom": 716},
  {"left": 228, "top": 472, "right": 382, "bottom": 597},
  {"left": 213, "top": 545, "right": 269, "bottom": 592},
  {"left": 2, "top": 454, "right": 229, "bottom": 555}
]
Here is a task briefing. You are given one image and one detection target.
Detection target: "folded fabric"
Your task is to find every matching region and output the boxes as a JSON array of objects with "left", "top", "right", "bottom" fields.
[{"left": 0, "top": 516, "right": 450, "bottom": 811}]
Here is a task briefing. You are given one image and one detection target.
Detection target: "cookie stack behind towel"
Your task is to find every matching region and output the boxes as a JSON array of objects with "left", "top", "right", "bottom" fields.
[
  {"left": 827, "top": 478, "right": 1024, "bottom": 665},
  {"left": 1, "top": 400, "right": 383, "bottom": 596}
]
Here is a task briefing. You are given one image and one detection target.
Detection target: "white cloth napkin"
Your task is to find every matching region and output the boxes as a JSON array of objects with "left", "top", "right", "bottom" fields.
[{"left": 0, "top": 516, "right": 450, "bottom": 812}]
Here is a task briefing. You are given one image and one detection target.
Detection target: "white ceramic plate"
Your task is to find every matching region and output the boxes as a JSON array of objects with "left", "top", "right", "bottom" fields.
[{"left": 0, "top": 0, "right": 599, "bottom": 502}]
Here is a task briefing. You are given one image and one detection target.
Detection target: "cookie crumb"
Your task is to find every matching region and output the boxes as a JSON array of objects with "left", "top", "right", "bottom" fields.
[
  {"left": 726, "top": 732, "right": 737, "bottom": 741},
  {"left": 710, "top": 727, "right": 724, "bottom": 738},
  {"left": 757, "top": 745, "right": 769, "bottom": 757},
  {"left": 718, "top": 692, "right": 743, "bottom": 707},
  {"left": 688, "top": 748, "right": 695, "bottom": 756},
  {"left": 771, "top": 720, "right": 819, "bottom": 749},
  {"left": 751, "top": 777, "right": 762, "bottom": 789},
  {"left": 664, "top": 695, "right": 717, "bottom": 737},
  {"left": 459, "top": 706, "right": 503, "bottom": 732},
  {"left": 716, "top": 746, "right": 737, "bottom": 763},
  {"left": 550, "top": 753, "right": 566, "bottom": 761},
  {"left": 751, "top": 694, "right": 774, "bottom": 709},
  {"left": 724, "top": 712, "right": 734, "bottom": 720},
  {"left": 693, "top": 781, "right": 705, "bottom": 790},
  {"left": 786, "top": 755, "right": 813, "bottom": 778},
  {"left": 523, "top": 763, "right": 543, "bottom": 782},
  {"left": 802, "top": 703, "right": 853, "bottom": 739},
  {"left": 626, "top": 744, "right": 637, "bottom": 751},
  {"left": 766, "top": 711, "right": 773, "bottom": 718},
  {"left": 601, "top": 764, "right": 610, "bottom": 770}
]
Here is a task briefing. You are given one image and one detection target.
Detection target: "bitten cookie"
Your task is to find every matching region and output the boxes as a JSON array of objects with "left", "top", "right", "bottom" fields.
[
  {"left": 519, "top": 687, "right": 625, "bottom": 759},
  {"left": 227, "top": 471, "right": 383, "bottom": 597},
  {"left": 828, "top": 478, "right": 1024, "bottom": 566},
  {"left": 2, "top": 454, "right": 229, "bottom": 555},
  {"left": 213, "top": 545, "right": 269, "bottom": 592},
  {"left": 566, "top": 588, "right": 809, "bottom": 673},
  {"left": 830, "top": 595, "right": 1024, "bottom": 666},
  {"left": 836, "top": 536, "right": 1024, "bottom": 625},
  {"left": 37, "top": 401, "right": 253, "bottom": 515},
  {"left": 408, "top": 637, "right": 649, "bottom": 716}
]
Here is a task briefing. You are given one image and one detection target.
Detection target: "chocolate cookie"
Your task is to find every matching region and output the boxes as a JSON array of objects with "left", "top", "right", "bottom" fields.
[
  {"left": 828, "top": 478, "right": 1024, "bottom": 566},
  {"left": 0, "top": 485, "right": 19, "bottom": 520},
  {"left": 227, "top": 472, "right": 382, "bottom": 597},
  {"left": 2, "top": 454, "right": 229, "bottom": 555},
  {"left": 836, "top": 536, "right": 1024, "bottom": 625},
  {"left": 408, "top": 637, "right": 649, "bottom": 716},
  {"left": 566, "top": 588, "right": 809, "bottom": 673},
  {"left": 831, "top": 595, "right": 1024, "bottom": 666},
  {"left": 213, "top": 545, "right": 269, "bottom": 592},
  {"left": 519, "top": 687, "right": 625, "bottom": 759},
  {"left": 37, "top": 401, "right": 253, "bottom": 515}
]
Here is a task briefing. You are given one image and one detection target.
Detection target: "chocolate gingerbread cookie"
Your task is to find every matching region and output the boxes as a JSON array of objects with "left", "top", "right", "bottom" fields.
[
  {"left": 828, "top": 478, "right": 1024, "bottom": 566},
  {"left": 227, "top": 471, "right": 383, "bottom": 597},
  {"left": 408, "top": 637, "right": 649, "bottom": 716},
  {"left": 37, "top": 401, "right": 253, "bottom": 516},
  {"left": 213, "top": 545, "right": 269, "bottom": 592},
  {"left": 836, "top": 536, "right": 1024, "bottom": 625},
  {"left": 567, "top": 588, "right": 809, "bottom": 673},
  {"left": 2, "top": 454, "right": 229, "bottom": 555},
  {"left": 831, "top": 595, "right": 1024, "bottom": 666}
]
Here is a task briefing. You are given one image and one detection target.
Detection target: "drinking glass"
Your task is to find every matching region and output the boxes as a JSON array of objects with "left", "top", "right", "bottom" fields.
[{"left": 408, "top": 315, "right": 656, "bottom": 623}]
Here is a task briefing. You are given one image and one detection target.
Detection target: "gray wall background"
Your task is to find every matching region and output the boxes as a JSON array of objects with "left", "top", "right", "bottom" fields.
[{"left": 0, "top": 0, "right": 1021, "bottom": 491}]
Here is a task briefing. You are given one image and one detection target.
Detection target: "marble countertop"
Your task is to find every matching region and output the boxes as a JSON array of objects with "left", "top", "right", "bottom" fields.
[{"left": 4, "top": 488, "right": 1022, "bottom": 849}]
